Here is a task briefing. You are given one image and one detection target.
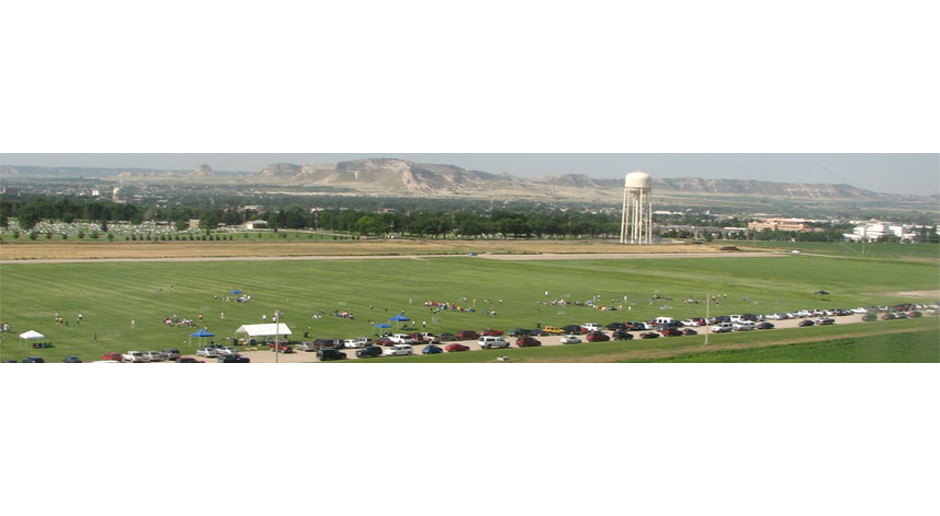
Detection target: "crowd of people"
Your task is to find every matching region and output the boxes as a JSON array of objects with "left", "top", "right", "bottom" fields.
[{"left": 163, "top": 314, "right": 197, "bottom": 328}]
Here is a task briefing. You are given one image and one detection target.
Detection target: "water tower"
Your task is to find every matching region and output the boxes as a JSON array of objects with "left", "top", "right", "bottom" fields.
[{"left": 620, "top": 171, "right": 652, "bottom": 244}]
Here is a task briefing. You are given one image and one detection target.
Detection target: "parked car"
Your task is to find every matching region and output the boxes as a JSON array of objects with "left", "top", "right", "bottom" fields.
[
  {"left": 681, "top": 328, "right": 698, "bottom": 336},
  {"left": 62, "top": 355, "right": 83, "bottom": 363},
  {"left": 374, "top": 337, "right": 395, "bottom": 347},
  {"left": 143, "top": 351, "right": 167, "bottom": 362},
  {"left": 445, "top": 343, "right": 471, "bottom": 352},
  {"left": 507, "top": 328, "right": 532, "bottom": 337},
  {"left": 437, "top": 332, "right": 457, "bottom": 341},
  {"left": 161, "top": 348, "right": 181, "bottom": 360},
  {"left": 611, "top": 329, "right": 634, "bottom": 340},
  {"left": 817, "top": 318, "right": 835, "bottom": 325},
  {"left": 218, "top": 353, "right": 250, "bottom": 363},
  {"left": 732, "top": 322, "right": 755, "bottom": 332},
  {"left": 639, "top": 332, "right": 660, "bottom": 339},
  {"left": 22, "top": 356, "right": 45, "bottom": 363},
  {"left": 356, "top": 346, "right": 384, "bottom": 358},
  {"left": 586, "top": 331, "right": 610, "bottom": 342},
  {"left": 542, "top": 325, "right": 565, "bottom": 334},
  {"left": 176, "top": 357, "right": 205, "bottom": 363},
  {"left": 581, "top": 323, "right": 603, "bottom": 332},
  {"left": 422, "top": 345, "right": 443, "bottom": 354},
  {"left": 344, "top": 338, "right": 374, "bottom": 348},
  {"left": 798, "top": 319, "right": 815, "bottom": 327},
  {"left": 295, "top": 342, "right": 318, "bottom": 352},
  {"left": 680, "top": 318, "right": 704, "bottom": 327},
  {"left": 456, "top": 330, "right": 480, "bottom": 341},
  {"left": 123, "top": 351, "right": 148, "bottom": 362},
  {"left": 478, "top": 336, "right": 511, "bottom": 349},
  {"left": 479, "top": 328, "right": 505, "bottom": 336},
  {"left": 384, "top": 344, "right": 414, "bottom": 356},
  {"left": 862, "top": 313, "right": 878, "bottom": 322},
  {"left": 101, "top": 352, "right": 124, "bottom": 362},
  {"left": 881, "top": 313, "right": 896, "bottom": 320},
  {"left": 660, "top": 328, "right": 683, "bottom": 337},
  {"left": 756, "top": 322, "right": 775, "bottom": 330},
  {"left": 562, "top": 324, "right": 586, "bottom": 334},
  {"left": 267, "top": 342, "right": 293, "bottom": 353},
  {"left": 515, "top": 336, "right": 542, "bottom": 347},
  {"left": 605, "top": 322, "right": 627, "bottom": 331},
  {"left": 710, "top": 323, "right": 733, "bottom": 333},
  {"left": 390, "top": 333, "right": 416, "bottom": 344},
  {"left": 195, "top": 346, "right": 219, "bottom": 358},
  {"left": 560, "top": 335, "right": 582, "bottom": 344},
  {"left": 317, "top": 349, "right": 347, "bottom": 361}
]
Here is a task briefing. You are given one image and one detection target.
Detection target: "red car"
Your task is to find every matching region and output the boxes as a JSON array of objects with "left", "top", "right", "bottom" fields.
[
  {"left": 268, "top": 342, "right": 294, "bottom": 353},
  {"left": 409, "top": 333, "right": 426, "bottom": 343},
  {"left": 660, "top": 328, "right": 683, "bottom": 337},
  {"left": 101, "top": 352, "right": 123, "bottom": 362},
  {"left": 480, "top": 328, "right": 504, "bottom": 336},
  {"left": 456, "top": 330, "right": 479, "bottom": 341},
  {"left": 375, "top": 337, "right": 395, "bottom": 346},
  {"left": 516, "top": 336, "right": 542, "bottom": 347},
  {"left": 445, "top": 343, "right": 470, "bottom": 352},
  {"left": 586, "top": 331, "right": 610, "bottom": 342}
]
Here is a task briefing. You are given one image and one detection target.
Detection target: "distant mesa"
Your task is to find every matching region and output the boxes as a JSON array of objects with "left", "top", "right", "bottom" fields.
[
  {"left": 188, "top": 164, "right": 216, "bottom": 178},
  {"left": 0, "top": 158, "right": 933, "bottom": 205}
]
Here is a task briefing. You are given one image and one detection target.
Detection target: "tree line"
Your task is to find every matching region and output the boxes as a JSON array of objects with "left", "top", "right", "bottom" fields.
[{"left": 0, "top": 196, "right": 622, "bottom": 238}]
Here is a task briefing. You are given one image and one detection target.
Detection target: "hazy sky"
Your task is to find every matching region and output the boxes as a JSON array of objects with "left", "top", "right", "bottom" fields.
[{"left": 2, "top": 153, "right": 937, "bottom": 196}]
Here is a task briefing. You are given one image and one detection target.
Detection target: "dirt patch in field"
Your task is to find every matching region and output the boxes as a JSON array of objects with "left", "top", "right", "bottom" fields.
[
  {"left": 0, "top": 239, "right": 766, "bottom": 262},
  {"left": 869, "top": 290, "right": 940, "bottom": 301}
]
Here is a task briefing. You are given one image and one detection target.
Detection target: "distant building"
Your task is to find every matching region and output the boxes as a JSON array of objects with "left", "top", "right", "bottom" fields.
[
  {"left": 748, "top": 218, "right": 811, "bottom": 232},
  {"left": 189, "top": 219, "right": 201, "bottom": 229},
  {"left": 843, "top": 222, "right": 918, "bottom": 242},
  {"left": 245, "top": 220, "right": 268, "bottom": 230}
]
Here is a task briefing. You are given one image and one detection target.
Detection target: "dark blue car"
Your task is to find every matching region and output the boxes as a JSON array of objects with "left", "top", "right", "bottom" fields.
[
  {"left": 23, "top": 357, "right": 45, "bottom": 363},
  {"left": 422, "top": 345, "right": 443, "bottom": 354},
  {"left": 63, "top": 356, "right": 83, "bottom": 363}
]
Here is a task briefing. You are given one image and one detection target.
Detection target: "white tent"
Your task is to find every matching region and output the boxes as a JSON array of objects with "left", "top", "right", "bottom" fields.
[
  {"left": 234, "top": 323, "right": 292, "bottom": 338},
  {"left": 19, "top": 330, "right": 44, "bottom": 340}
]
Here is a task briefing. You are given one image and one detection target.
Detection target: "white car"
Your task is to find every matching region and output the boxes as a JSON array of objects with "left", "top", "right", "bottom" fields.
[
  {"left": 478, "top": 336, "right": 510, "bottom": 349},
  {"left": 389, "top": 334, "right": 416, "bottom": 344},
  {"left": 217, "top": 346, "right": 238, "bottom": 356},
  {"left": 560, "top": 335, "right": 582, "bottom": 344},
  {"left": 195, "top": 346, "right": 219, "bottom": 358},
  {"left": 344, "top": 338, "right": 373, "bottom": 348},
  {"left": 680, "top": 319, "right": 703, "bottom": 327},
  {"left": 710, "top": 323, "right": 733, "bottom": 333},
  {"left": 122, "top": 351, "right": 149, "bottom": 363},
  {"left": 581, "top": 323, "right": 603, "bottom": 332},
  {"left": 384, "top": 344, "right": 414, "bottom": 356},
  {"left": 143, "top": 351, "right": 167, "bottom": 362},
  {"left": 732, "top": 322, "right": 755, "bottom": 331}
]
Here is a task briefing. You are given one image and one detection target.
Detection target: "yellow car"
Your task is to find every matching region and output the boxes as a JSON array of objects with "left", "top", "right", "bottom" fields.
[{"left": 541, "top": 326, "right": 565, "bottom": 335}]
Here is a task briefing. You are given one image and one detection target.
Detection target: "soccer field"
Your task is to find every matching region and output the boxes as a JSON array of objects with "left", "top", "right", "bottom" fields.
[{"left": 0, "top": 253, "right": 937, "bottom": 362}]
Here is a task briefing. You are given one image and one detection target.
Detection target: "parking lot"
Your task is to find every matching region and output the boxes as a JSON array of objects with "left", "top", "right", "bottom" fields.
[{"left": 192, "top": 312, "right": 874, "bottom": 363}]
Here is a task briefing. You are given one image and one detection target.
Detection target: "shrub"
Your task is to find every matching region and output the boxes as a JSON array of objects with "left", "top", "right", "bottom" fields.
[
  {"left": 91, "top": 232, "right": 99, "bottom": 239},
  {"left": 45, "top": 233, "right": 52, "bottom": 239},
  {"left": 29, "top": 232, "right": 37, "bottom": 240},
  {"left": 78, "top": 230, "right": 85, "bottom": 239},
  {"left": 108, "top": 233, "right": 114, "bottom": 241},
  {"left": 12, "top": 231, "right": 19, "bottom": 239}
]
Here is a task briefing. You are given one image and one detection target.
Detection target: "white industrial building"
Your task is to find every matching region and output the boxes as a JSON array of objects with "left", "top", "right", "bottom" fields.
[{"left": 843, "top": 222, "right": 918, "bottom": 242}]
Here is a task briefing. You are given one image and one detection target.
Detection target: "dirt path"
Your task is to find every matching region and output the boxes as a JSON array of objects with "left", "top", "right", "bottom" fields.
[{"left": 0, "top": 240, "right": 778, "bottom": 263}]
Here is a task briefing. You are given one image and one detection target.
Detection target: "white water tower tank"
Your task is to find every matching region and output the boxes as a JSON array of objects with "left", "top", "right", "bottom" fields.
[{"left": 620, "top": 171, "right": 653, "bottom": 244}]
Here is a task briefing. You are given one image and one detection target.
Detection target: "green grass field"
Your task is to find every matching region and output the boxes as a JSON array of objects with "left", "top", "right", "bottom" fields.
[
  {"left": 1, "top": 251, "right": 937, "bottom": 362},
  {"left": 730, "top": 241, "right": 940, "bottom": 262},
  {"left": 627, "top": 329, "right": 939, "bottom": 363}
]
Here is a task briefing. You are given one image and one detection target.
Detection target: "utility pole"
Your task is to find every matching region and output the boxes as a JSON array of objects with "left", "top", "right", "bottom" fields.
[
  {"left": 274, "top": 309, "right": 283, "bottom": 364},
  {"left": 704, "top": 292, "right": 710, "bottom": 346}
]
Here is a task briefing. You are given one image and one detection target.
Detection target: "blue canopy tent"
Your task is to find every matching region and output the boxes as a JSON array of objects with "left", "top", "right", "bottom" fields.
[
  {"left": 230, "top": 290, "right": 243, "bottom": 295},
  {"left": 189, "top": 328, "right": 215, "bottom": 347},
  {"left": 374, "top": 322, "right": 391, "bottom": 335},
  {"left": 389, "top": 313, "right": 411, "bottom": 330}
]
